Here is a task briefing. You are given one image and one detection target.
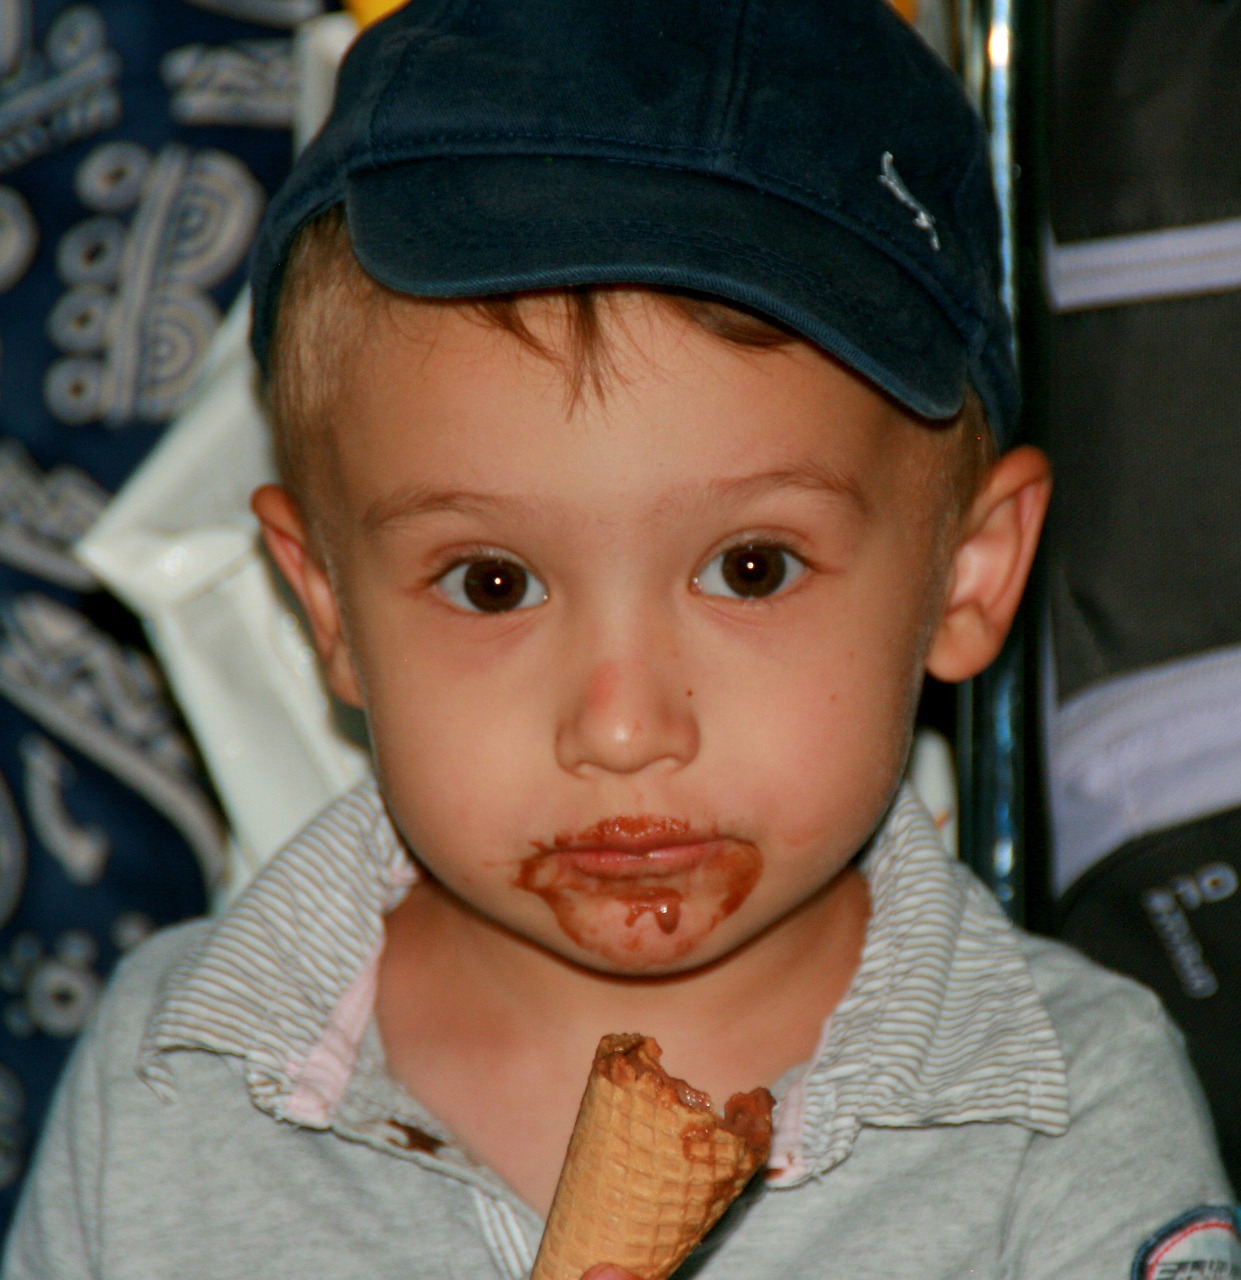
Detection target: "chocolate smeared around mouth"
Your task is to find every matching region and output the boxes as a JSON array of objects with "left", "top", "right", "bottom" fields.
[{"left": 515, "top": 838, "right": 761, "bottom": 967}]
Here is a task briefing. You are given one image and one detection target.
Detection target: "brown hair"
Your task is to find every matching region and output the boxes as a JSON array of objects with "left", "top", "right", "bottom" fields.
[{"left": 264, "top": 204, "right": 995, "bottom": 527}]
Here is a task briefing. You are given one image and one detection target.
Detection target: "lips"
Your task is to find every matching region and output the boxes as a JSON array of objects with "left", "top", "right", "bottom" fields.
[
  {"left": 548, "top": 815, "right": 696, "bottom": 850},
  {"left": 552, "top": 841, "right": 730, "bottom": 880},
  {"left": 537, "top": 815, "right": 718, "bottom": 859}
]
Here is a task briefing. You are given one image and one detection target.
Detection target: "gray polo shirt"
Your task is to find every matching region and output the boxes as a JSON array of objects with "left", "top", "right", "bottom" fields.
[{"left": 5, "top": 783, "right": 1236, "bottom": 1279}]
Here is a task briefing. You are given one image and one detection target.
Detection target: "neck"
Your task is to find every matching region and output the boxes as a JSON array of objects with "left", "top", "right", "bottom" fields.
[{"left": 380, "top": 862, "right": 870, "bottom": 1096}]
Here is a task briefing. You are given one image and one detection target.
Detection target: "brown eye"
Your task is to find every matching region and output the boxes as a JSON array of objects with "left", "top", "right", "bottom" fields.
[
  {"left": 696, "top": 543, "right": 805, "bottom": 599},
  {"left": 439, "top": 558, "right": 547, "bottom": 613}
]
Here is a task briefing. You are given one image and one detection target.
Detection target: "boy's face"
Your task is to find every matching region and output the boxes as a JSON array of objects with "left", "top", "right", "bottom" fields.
[{"left": 268, "top": 295, "right": 981, "bottom": 975}]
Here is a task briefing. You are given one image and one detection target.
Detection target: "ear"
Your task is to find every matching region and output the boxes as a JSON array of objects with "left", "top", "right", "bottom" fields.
[
  {"left": 251, "top": 483, "right": 364, "bottom": 707},
  {"left": 924, "top": 445, "right": 1052, "bottom": 683}
]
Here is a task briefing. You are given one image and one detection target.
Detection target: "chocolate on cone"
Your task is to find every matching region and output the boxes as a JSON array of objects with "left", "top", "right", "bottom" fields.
[{"left": 531, "top": 1034, "right": 774, "bottom": 1280}]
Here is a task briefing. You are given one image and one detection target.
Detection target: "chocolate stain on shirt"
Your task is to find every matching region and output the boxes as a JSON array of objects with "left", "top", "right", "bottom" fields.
[{"left": 387, "top": 1122, "right": 445, "bottom": 1155}]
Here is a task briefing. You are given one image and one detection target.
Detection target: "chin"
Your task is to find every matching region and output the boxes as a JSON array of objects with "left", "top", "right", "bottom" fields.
[{"left": 551, "top": 923, "right": 748, "bottom": 979}]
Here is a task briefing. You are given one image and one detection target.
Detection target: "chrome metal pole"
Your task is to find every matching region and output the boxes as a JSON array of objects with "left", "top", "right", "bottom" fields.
[{"left": 952, "top": 0, "right": 1041, "bottom": 921}]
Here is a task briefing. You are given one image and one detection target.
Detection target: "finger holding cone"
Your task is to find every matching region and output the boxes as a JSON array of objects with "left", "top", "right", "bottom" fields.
[{"left": 531, "top": 1034, "right": 774, "bottom": 1280}]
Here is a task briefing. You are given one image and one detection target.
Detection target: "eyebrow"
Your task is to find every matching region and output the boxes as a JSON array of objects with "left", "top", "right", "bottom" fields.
[
  {"left": 364, "top": 461, "right": 869, "bottom": 530},
  {"left": 364, "top": 487, "right": 519, "bottom": 530},
  {"left": 700, "top": 463, "right": 871, "bottom": 520}
]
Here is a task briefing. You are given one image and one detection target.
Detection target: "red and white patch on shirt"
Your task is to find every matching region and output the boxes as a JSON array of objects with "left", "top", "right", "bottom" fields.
[{"left": 1134, "top": 1206, "right": 1241, "bottom": 1280}]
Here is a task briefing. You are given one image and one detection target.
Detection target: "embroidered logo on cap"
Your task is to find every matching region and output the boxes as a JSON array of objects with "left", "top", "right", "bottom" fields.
[
  {"left": 878, "top": 152, "right": 940, "bottom": 251},
  {"left": 1132, "top": 1206, "right": 1241, "bottom": 1280}
]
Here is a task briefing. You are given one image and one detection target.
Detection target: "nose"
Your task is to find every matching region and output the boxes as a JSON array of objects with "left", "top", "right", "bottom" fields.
[{"left": 555, "top": 633, "right": 700, "bottom": 777}]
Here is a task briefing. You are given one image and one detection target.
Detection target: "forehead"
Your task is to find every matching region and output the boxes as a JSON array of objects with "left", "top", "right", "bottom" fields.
[{"left": 323, "top": 291, "right": 945, "bottom": 522}]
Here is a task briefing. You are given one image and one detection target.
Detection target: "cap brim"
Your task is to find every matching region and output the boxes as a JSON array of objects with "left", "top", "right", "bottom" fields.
[{"left": 346, "top": 156, "right": 967, "bottom": 423}]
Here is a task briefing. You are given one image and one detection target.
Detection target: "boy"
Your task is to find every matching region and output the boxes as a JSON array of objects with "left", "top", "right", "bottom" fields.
[{"left": 6, "top": 1, "right": 1235, "bottom": 1277}]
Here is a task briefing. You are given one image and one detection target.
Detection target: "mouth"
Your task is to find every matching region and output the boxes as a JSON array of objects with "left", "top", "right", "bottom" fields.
[
  {"left": 532, "top": 816, "right": 726, "bottom": 876},
  {"left": 551, "top": 841, "right": 731, "bottom": 880},
  {"left": 516, "top": 816, "right": 764, "bottom": 966}
]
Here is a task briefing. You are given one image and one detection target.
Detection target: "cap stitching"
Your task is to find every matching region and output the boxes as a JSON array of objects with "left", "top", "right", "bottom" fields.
[
  {"left": 369, "top": 0, "right": 476, "bottom": 169},
  {"left": 949, "top": 142, "right": 1004, "bottom": 360},
  {"left": 366, "top": 25, "right": 417, "bottom": 169},
  {"left": 366, "top": 129, "right": 726, "bottom": 158},
  {"left": 947, "top": 146, "right": 1014, "bottom": 409},
  {"left": 950, "top": 127, "right": 988, "bottom": 220},
  {"left": 710, "top": 0, "right": 767, "bottom": 163}
]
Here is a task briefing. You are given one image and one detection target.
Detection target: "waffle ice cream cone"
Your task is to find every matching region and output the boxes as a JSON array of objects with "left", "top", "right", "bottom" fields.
[{"left": 531, "top": 1034, "right": 774, "bottom": 1280}]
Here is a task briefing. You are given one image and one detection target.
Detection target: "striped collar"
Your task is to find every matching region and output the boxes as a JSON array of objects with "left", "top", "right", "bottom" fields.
[
  {"left": 767, "top": 786, "right": 1069, "bottom": 1185},
  {"left": 140, "top": 783, "right": 415, "bottom": 1126},
  {"left": 140, "top": 779, "right": 1068, "bottom": 1180}
]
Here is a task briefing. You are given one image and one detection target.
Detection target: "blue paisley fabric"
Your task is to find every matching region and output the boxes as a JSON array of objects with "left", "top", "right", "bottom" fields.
[{"left": 0, "top": 0, "right": 330, "bottom": 1236}]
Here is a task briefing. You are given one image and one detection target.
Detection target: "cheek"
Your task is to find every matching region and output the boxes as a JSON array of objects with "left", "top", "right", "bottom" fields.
[
  {"left": 362, "top": 652, "right": 546, "bottom": 848},
  {"left": 710, "top": 640, "right": 918, "bottom": 850}
]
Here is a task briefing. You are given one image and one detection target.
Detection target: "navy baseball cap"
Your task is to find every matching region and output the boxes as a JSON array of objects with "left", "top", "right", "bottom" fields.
[{"left": 250, "top": 0, "right": 1018, "bottom": 445}]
